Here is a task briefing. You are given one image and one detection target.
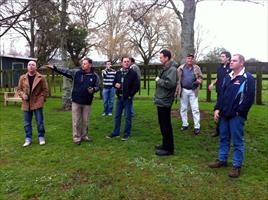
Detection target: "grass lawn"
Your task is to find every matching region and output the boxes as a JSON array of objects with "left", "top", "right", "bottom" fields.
[{"left": 0, "top": 98, "right": 268, "bottom": 200}]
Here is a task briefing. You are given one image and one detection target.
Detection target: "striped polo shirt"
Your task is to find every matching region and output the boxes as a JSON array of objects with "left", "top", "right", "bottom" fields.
[{"left": 102, "top": 68, "right": 116, "bottom": 89}]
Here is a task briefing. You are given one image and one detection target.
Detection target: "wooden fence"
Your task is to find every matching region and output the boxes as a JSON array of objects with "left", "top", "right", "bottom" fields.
[{"left": 0, "top": 62, "right": 267, "bottom": 105}]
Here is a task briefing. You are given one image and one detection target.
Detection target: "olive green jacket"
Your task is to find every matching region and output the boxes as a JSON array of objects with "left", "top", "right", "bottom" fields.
[{"left": 154, "top": 60, "right": 178, "bottom": 107}]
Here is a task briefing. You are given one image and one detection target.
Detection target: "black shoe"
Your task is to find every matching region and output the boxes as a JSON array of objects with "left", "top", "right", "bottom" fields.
[
  {"left": 155, "top": 144, "right": 163, "bottom": 150},
  {"left": 106, "top": 134, "right": 120, "bottom": 139},
  {"left": 211, "top": 132, "right": 219, "bottom": 137},
  {"left": 194, "top": 128, "right": 201, "bottom": 135},
  {"left": 181, "top": 126, "right": 188, "bottom": 131},
  {"left": 155, "top": 149, "right": 174, "bottom": 156},
  {"left": 121, "top": 135, "right": 129, "bottom": 141},
  {"left": 74, "top": 141, "right": 81, "bottom": 145}
]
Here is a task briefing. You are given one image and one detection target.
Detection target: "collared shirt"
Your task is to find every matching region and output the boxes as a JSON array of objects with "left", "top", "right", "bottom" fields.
[
  {"left": 229, "top": 67, "right": 245, "bottom": 80},
  {"left": 181, "top": 65, "right": 196, "bottom": 89}
]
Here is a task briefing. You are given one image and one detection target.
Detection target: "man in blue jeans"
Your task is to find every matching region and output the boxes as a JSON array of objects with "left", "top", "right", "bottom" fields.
[
  {"left": 17, "top": 61, "right": 49, "bottom": 147},
  {"left": 101, "top": 60, "right": 116, "bottom": 116},
  {"left": 106, "top": 56, "right": 139, "bottom": 141},
  {"left": 208, "top": 54, "right": 255, "bottom": 178}
]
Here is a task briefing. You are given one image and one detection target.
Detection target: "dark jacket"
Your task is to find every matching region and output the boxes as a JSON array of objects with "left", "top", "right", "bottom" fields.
[
  {"left": 154, "top": 60, "right": 177, "bottom": 107},
  {"left": 113, "top": 68, "right": 140, "bottom": 99},
  {"left": 215, "top": 69, "right": 255, "bottom": 120},
  {"left": 53, "top": 66, "right": 99, "bottom": 105},
  {"left": 216, "top": 63, "right": 231, "bottom": 94}
]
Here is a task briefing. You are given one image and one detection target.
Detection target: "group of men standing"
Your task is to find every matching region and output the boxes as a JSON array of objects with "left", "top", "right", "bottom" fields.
[{"left": 17, "top": 49, "right": 255, "bottom": 178}]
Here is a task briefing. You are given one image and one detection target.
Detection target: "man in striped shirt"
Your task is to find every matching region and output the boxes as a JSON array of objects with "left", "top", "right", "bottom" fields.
[{"left": 102, "top": 60, "right": 116, "bottom": 116}]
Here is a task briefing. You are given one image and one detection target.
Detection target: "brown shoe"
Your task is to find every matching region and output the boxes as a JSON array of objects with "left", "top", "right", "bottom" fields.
[
  {"left": 228, "top": 167, "right": 241, "bottom": 178},
  {"left": 208, "top": 160, "right": 228, "bottom": 168}
]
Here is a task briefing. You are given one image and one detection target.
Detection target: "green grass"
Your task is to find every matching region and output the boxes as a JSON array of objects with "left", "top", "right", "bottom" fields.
[{"left": 0, "top": 98, "right": 268, "bottom": 200}]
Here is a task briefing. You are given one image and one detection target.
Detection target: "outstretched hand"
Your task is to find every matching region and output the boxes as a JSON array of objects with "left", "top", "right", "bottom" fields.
[{"left": 45, "top": 64, "right": 54, "bottom": 69}]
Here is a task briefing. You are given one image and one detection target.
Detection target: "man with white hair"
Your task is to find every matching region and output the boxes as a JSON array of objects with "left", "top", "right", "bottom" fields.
[{"left": 17, "top": 61, "right": 49, "bottom": 147}]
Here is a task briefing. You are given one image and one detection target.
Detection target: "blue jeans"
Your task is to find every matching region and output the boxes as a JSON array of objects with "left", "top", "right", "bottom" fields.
[
  {"left": 112, "top": 96, "right": 133, "bottom": 137},
  {"left": 102, "top": 88, "right": 115, "bottom": 114},
  {"left": 24, "top": 108, "right": 45, "bottom": 141},
  {"left": 219, "top": 116, "right": 245, "bottom": 167}
]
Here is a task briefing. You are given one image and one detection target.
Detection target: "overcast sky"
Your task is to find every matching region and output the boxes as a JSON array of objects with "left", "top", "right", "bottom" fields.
[
  {"left": 0, "top": 0, "right": 267, "bottom": 62},
  {"left": 195, "top": 0, "right": 268, "bottom": 61}
]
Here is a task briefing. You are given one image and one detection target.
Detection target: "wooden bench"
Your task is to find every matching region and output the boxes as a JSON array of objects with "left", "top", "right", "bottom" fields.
[{"left": 4, "top": 89, "right": 22, "bottom": 106}]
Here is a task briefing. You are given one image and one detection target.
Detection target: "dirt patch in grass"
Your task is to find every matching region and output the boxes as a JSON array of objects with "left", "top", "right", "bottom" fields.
[
  {"left": 171, "top": 109, "right": 212, "bottom": 120},
  {"left": 61, "top": 170, "right": 92, "bottom": 191}
]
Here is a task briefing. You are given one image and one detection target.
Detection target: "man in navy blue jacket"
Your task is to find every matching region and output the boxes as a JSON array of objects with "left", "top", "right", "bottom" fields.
[
  {"left": 208, "top": 51, "right": 232, "bottom": 137},
  {"left": 106, "top": 56, "right": 140, "bottom": 141},
  {"left": 208, "top": 54, "right": 255, "bottom": 178},
  {"left": 47, "top": 58, "right": 99, "bottom": 145}
]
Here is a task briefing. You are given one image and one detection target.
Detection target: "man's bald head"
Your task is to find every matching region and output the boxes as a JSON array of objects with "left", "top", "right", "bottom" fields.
[{"left": 27, "top": 60, "right": 37, "bottom": 75}]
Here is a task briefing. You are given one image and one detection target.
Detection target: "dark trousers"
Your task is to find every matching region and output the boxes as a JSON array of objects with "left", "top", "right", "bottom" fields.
[{"left": 157, "top": 106, "right": 174, "bottom": 152}]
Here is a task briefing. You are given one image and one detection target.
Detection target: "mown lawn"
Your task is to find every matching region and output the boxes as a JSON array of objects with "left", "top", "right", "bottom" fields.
[{"left": 0, "top": 98, "right": 267, "bottom": 200}]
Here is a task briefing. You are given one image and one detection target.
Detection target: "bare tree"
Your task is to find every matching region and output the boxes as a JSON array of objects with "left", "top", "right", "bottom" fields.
[
  {"left": 0, "top": 0, "right": 30, "bottom": 37},
  {"left": 1, "top": 0, "right": 60, "bottom": 61},
  {"left": 69, "top": 0, "right": 104, "bottom": 30},
  {"left": 96, "top": 0, "right": 133, "bottom": 62},
  {"left": 162, "top": 13, "right": 181, "bottom": 63},
  {"left": 128, "top": 4, "right": 171, "bottom": 65},
  {"left": 194, "top": 24, "right": 210, "bottom": 62},
  {"left": 129, "top": 0, "right": 262, "bottom": 63}
]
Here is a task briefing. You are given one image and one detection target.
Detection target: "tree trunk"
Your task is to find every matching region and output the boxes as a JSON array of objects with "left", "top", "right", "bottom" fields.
[
  {"left": 29, "top": 0, "right": 35, "bottom": 58},
  {"left": 60, "top": 0, "right": 72, "bottom": 110},
  {"left": 180, "top": 0, "right": 196, "bottom": 63},
  {"left": 29, "top": 18, "right": 35, "bottom": 58}
]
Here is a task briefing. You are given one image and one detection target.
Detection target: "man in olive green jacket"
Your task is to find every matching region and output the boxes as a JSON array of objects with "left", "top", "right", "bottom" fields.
[{"left": 154, "top": 49, "right": 177, "bottom": 156}]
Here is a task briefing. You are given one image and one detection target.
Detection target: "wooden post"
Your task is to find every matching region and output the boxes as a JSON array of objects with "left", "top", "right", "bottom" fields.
[
  {"left": 256, "top": 65, "right": 262, "bottom": 105},
  {"left": 147, "top": 68, "right": 150, "bottom": 96},
  {"left": 206, "top": 65, "right": 211, "bottom": 102},
  {"left": 8, "top": 70, "right": 11, "bottom": 92},
  {"left": 143, "top": 68, "right": 146, "bottom": 89}
]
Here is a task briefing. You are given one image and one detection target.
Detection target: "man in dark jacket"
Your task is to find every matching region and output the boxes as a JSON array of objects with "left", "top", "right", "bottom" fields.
[
  {"left": 154, "top": 49, "right": 177, "bottom": 156},
  {"left": 208, "top": 51, "right": 232, "bottom": 137},
  {"left": 106, "top": 56, "right": 140, "bottom": 141},
  {"left": 208, "top": 54, "right": 255, "bottom": 178},
  {"left": 47, "top": 58, "right": 99, "bottom": 145}
]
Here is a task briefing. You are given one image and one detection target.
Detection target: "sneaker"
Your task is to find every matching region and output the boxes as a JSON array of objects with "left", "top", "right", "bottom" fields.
[
  {"left": 121, "top": 135, "right": 129, "bottom": 141},
  {"left": 208, "top": 159, "right": 228, "bottom": 168},
  {"left": 39, "top": 137, "right": 46, "bottom": 145},
  {"left": 82, "top": 136, "right": 93, "bottom": 142},
  {"left": 228, "top": 167, "right": 241, "bottom": 178},
  {"left": 194, "top": 128, "right": 201, "bottom": 135},
  {"left": 108, "top": 113, "right": 113, "bottom": 116},
  {"left": 106, "top": 134, "right": 120, "bottom": 139},
  {"left": 102, "top": 113, "right": 106, "bottom": 116},
  {"left": 23, "top": 139, "right": 31, "bottom": 147},
  {"left": 181, "top": 126, "right": 188, "bottom": 131}
]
